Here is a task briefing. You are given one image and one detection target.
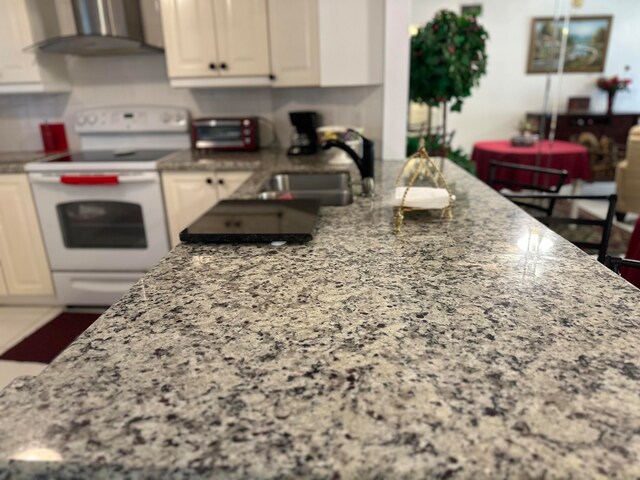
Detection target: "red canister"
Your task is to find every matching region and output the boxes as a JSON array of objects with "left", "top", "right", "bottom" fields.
[{"left": 40, "top": 123, "right": 69, "bottom": 153}]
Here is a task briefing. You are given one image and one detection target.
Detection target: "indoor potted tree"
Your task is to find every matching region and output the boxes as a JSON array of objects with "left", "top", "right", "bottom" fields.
[{"left": 409, "top": 9, "right": 488, "bottom": 169}]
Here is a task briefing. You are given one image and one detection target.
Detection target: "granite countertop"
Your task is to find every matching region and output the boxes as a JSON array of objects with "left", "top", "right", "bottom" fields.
[
  {"left": 0, "top": 151, "right": 65, "bottom": 174},
  {"left": 157, "top": 150, "right": 269, "bottom": 172},
  {"left": 157, "top": 149, "right": 357, "bottom": 176},
  {"left": 0, "top": 155, "right": 639, "bottom": 479}
]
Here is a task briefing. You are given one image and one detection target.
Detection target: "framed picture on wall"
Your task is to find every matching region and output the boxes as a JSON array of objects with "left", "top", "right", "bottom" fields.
[
  {"left": 527, "top": 15, "right": 612, "bottom": 74},
  {"left": 567, "top": 96, "right": 591, "bottom": 113},
  {"left": 461, "top": 4, "right": 482, "bottom": 17}
]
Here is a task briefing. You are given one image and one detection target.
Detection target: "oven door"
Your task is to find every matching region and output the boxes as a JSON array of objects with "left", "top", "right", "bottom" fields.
[{"left": 29, "top": 171, "right": 169, "bottom": 271}]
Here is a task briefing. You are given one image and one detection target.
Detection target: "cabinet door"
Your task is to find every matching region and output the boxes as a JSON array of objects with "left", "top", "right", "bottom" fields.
[
  {"left": 0, "top": 0, "right": 41, "bottom": 84},
  {"left": 318, "top": 0, "right": 384, "bottom": 86},
  {"left": 216, "top": 172, "right": 252, "bottom": 200},
  {"left": 160, "top": 0, "right": 219, "bottom": 78},
  {"left": 0, "top": 265, "right": 8, "bottom": 297},
  {"left": 0, "top": 175, "right": 54, "bottom": 296},
  {"left": 267, "top": 0, "right": 320, "bottom": 87},
  {"left": 213, "top": 0, "right": 270, "bottom": 76},
  {"left": 162, "top": 172, "right": 220, "bottom": 247}
]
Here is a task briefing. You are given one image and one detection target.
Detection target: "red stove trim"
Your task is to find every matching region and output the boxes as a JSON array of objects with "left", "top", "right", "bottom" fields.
[{"left": 60, "top": 175, "right": 119, "bottom": 185}]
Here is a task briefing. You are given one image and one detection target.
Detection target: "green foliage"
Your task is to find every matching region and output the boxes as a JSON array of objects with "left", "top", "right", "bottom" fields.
[
  {"left": 406, "top": 135, "right": 476, "bottom": 175},
  {"left": 409, "top": 10, "right": 488, "bottom": 112}
]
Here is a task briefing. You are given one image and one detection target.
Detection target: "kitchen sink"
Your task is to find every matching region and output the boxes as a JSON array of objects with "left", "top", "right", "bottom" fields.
[{"left": 258, "top": 173, "right": 353, "bottom": 206}]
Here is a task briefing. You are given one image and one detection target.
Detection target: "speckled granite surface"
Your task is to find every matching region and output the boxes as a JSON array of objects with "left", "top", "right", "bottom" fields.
[
  {"left": 0, "top": 156, "right": 639, "bottom": 479},
  {"left": 157, "top": 149, "right": 357, "bottom": 186},
  {"left": 0, "top": 151, "right": 64, "bottom": 173},
  {"left": 157, "top": 150, "right": 266, "bottom": 172}
]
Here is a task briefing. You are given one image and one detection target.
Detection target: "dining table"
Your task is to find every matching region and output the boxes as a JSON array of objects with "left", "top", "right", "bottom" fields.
[{"left": 472, "top": 140, "right": 591, "bottom": 186}]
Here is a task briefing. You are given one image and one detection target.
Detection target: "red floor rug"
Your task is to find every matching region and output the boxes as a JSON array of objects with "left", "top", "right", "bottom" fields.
[{"left": 0, "top": 312, "right": 102, "bottom": 364}]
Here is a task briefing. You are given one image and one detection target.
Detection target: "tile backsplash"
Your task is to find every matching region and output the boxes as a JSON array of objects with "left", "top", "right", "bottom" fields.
[{"left": 0, "top": 55, "right": 382, "bottom": 152}]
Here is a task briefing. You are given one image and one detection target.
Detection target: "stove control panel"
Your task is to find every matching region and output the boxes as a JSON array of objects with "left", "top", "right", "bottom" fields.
[{"left": 75, "top": 107, "right": 190, "bottom": 133}]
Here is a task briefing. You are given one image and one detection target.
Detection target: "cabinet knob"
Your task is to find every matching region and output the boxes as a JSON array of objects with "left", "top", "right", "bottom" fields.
[
  {"left": 220, "top": 62, "right": 228, "bottom": 70},
  {"left": 209, "top": 63, "right": 217, "bottom": 70},
  {"left": 218, "top": 178, "right": 225, "bottom": 185},
  {"left": 269, "top": 74, "right": 276, "bottom": 81},
  {"left": 206, "top": 177, "right": 213, "bottom": 184}
]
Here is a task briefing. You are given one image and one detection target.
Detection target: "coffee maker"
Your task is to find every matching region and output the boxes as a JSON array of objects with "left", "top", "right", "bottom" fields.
[{"left": 287, "top": 111, "right": 320, "bottom": 156}]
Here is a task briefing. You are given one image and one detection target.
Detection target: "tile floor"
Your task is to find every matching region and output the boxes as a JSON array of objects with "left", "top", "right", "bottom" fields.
[{"left": 0, "top": 306, "right": 62, "bottom": 390}]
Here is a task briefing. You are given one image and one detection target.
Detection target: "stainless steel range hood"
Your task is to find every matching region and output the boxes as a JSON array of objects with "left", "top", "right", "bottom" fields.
[{"left": 27, "top": 0, "right": 164, "bottom": 55}]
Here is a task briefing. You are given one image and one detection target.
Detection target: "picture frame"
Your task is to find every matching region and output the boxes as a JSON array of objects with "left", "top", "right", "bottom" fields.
[
  {"left": 527, "top": 15, "right": 612, "bottom": 74},
  {"left": 567, "top": 96, "right": 591, "bottom": 113},
  {"left": 461, "top": 4, "right": 482, "bottom": 17}
]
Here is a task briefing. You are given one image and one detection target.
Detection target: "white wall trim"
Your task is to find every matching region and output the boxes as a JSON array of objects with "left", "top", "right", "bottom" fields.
[{"left": 382, "top": 0, "right": 411, "bottom": 160}]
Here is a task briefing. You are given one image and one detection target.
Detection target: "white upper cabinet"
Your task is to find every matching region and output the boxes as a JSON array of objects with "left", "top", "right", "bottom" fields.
[
  {"left": 213, "top": 0, "right": 270, "bottom": 77},
  {"left": 0, "top": 1, "right": 40, "bottom": 85},
  {"left": 317, "top": 0, "right": 383, "bottom": 87},
  {"left": 0, "top": 0, "right": 69, "bottom": 94},
  {"left": 267, "top": 0, "right": 320, "bottom": 87},
  {"left": 267, "top": 0, "right": 383, "bottom": 88},
  {"left": 160, "top": 0, "right": 383, "bottom": 89},
  {"left": 161, "top": 0, "right": 271, "bottom": 87},
  {"left": 160, "top": 0, "right": 219, "bottom": 78}
]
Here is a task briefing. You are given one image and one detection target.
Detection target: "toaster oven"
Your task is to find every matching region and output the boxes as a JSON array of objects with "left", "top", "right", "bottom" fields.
[{"left": 192, "top": 117, "right": 259, "bottom": 152}]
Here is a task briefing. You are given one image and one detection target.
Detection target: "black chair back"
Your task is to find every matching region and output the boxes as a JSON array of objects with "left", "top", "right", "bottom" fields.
[
  {"left": 604, "top": 256, "right": 640, "bottom": 274},
  {"left": 504, "top": 193, "right": 617, "bottom": 263},
  {"left": 489, "top": 161, "right": 569, "bottom": 217}
]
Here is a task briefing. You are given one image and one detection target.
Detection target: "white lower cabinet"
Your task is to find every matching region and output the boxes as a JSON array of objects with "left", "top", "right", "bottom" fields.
[
  {"left": 0, "top": 264, "right": 9, "bottom": 297},
  {"left": 0, "top": 175, "right": 54, "bottom": 298},
  {"left": 162, "top": 171, "right": 252, "bottom": 247},
  {"left": 216, "top": 171, "right": 254, "bottom": 200}
]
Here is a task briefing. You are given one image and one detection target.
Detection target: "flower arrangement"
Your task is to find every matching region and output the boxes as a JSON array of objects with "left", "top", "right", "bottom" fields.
[
  {"left": 596, "top": 75, "right": 632, "bottom": 114},
  {"left": 596, "top": 76, "right": 631, "bottom": 94}
]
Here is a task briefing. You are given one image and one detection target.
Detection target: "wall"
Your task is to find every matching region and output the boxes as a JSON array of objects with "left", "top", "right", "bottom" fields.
[
  {"left": 0, "top": 55, "right": 383, "bottom": 152},
  {"left": 411, "top": 0, "right": 640, "bottom": 153}
]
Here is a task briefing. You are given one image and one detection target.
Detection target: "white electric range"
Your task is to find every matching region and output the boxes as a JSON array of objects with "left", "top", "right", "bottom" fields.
[{"left": 26, "top": 106, "right": 190, "bottom": 306}]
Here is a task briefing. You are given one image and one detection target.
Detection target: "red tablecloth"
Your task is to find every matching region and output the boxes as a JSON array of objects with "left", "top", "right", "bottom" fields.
[
  {"left": 622, "top": 218, "right": 640, "bottom": 288},
  {"left": 472, "top": 140, "right": 591, "bottom": 187}
]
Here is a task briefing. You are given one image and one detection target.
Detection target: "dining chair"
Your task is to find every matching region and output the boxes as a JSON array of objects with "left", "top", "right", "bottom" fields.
[
  {"left": 489, "top": 161, "right": 569, "bottom": 217},
  {"left": 604, "top": 255, "right": 640, "bottom": 274},
  {"left": 503, "top": 193, "right": 617, "bottom": 263}
]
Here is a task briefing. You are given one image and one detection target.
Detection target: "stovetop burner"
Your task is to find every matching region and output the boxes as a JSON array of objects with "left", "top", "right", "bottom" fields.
[{"left": 46, "top": 149, "right": 178, "bottom": 163}]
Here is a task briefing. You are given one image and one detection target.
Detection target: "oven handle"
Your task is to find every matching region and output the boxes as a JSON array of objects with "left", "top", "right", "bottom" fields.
[
  {"left": 61, "top": 175, "right": 119, "bottom": 185},
  {"left": 30, "top": 175, "right": 157, "bottom": 185}
]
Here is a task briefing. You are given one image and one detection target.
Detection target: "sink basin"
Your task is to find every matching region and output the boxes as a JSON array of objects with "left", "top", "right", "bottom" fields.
[{"left": 258, "top": 173, "right": 353, "bottom": 206}]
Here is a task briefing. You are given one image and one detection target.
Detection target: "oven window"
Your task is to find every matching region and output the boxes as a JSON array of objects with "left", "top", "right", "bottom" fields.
[
  {"left": 57, "top": 201, "right": 148, "bottom": 249},
  {"left": 196, "top": 126, "right": 242, "bottom": 141}
]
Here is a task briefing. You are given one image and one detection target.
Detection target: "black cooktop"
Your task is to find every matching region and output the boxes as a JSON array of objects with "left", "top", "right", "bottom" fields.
[
  {"left": 180, "top": 199, "right": 320, "bottom": 244},
  {"left": 46, "top": 149, "right": 177, "bottom": 163}
]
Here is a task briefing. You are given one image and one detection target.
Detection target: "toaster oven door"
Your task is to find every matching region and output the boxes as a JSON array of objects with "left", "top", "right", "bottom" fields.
[{"left": 193, "top": 119, "right": 257, "bottom": 150}]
